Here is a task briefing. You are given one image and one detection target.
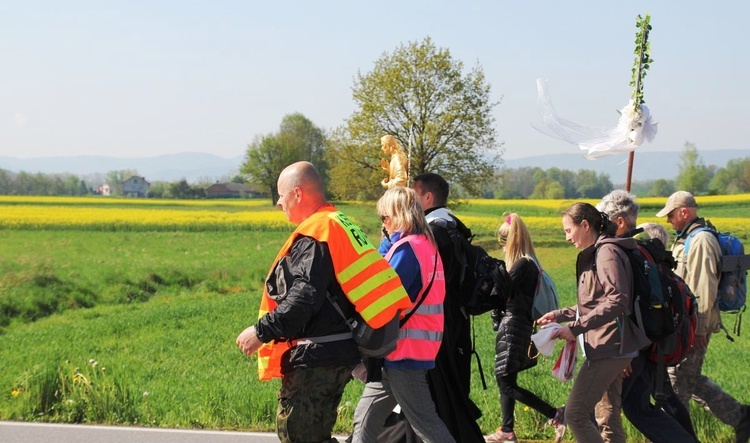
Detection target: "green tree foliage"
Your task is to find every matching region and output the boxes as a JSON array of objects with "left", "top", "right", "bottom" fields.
[
  {"left": 327, "top": 37, "right": 501, "bottom": 200},
  {"left": 648, "top": 178, "right": 676, "bottom": 197},
  {"left": 531, "top": 178, "right": 565, "bottom": 199},
  {"left": 676, "top": 141, "right": 712, "bottom": 194},
  {"left": 241, "top": 113, "right": 327, "bottom": 205},
  {"left": 166, "top": 179, "right": 205, "bottom": 199},
  {"left": 575, "top": 170, "right": 613, "bottom": 198},
  {"left": 0, "top": 169, "right": 93, "bottom": 196},
  {"left": 488, "top": 167, "right": 614, "bottom": 199},
  {"left": 709, "top": 157, "right": 750, "bottom": 194}
]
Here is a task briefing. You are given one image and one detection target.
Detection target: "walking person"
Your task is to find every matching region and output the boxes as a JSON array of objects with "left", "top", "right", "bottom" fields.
[
  {"left": 537, "top": 202, "right": 651, "bottom": 443},
  {"left": 597, "top": 190, "right": 697, "bottom": 442},
  {"left": 484, "top": 213, "right": 566, "bottom": 443},
  {"left": 236, "top": 162, "right": 411, "bottom": 443},
  {"left": 413, "top": 172, "right": 484, "bottom": 442},
  {"left": 351, "top": 187, "right": 455, "bottom": 443},
  {"left": 657, "top": 191, "right": 750, "bottom": 443}
]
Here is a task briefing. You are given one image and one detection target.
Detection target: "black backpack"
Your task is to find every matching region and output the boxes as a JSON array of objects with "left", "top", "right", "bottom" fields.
[
  {"left": 444, "top": 221, "right": 510, "bottom": 316},
  {"left": 595, "top": 240, "right": 675, "bottom": 343}
]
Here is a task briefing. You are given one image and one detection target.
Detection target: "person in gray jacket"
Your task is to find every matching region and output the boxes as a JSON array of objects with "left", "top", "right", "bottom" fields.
[{"left": 538, "top": 202, "right": 650, "bottom": 443}]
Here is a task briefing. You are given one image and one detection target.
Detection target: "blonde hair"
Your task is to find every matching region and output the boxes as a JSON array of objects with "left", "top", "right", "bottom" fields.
[
  {"left": 497, "top": 212, "right": 537, "bottom": 267},
  {"left": 377, "top": 187, "right": 434, "bottom": 245}
]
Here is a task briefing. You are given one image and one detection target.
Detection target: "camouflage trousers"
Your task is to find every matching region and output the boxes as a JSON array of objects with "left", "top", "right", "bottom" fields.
[
  {"left": 668, "top": 335, "right": 743, "bottom": 428},
  {"left": 277, "top": 364, "right": 355, "bottom": 443}
]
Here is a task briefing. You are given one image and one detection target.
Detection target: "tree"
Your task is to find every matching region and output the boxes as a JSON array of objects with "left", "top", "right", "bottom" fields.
[
  {"left": 676, "top": 141, "right": 711, "bottom": 194},
  {"left": 709, "top": 157, "right": 750, "bottom": 194},
  {"left": 327, "top": 37, "right": 501, "bottom": 200},
  {"left": 648, "top": 178, "right": 675, "bottom": 197},
  {"left": 241, "top": 113, "right": 327, "bottom": 204},
  {"left": 531, "top": 178, "right": 565, "bottom": 199},
  {"left": 576, "top": 170, "right": 613, "bottom": 199}
]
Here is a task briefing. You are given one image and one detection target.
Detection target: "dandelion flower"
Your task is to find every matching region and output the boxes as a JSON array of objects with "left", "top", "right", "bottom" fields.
[{"left": 11, "top": 390, "right": 20, "bottom": 397}]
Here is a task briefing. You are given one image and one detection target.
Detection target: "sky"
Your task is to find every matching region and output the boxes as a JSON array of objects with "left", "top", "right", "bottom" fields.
[{"left": 1, "top": 1, "right": 748, "bottom": 161}]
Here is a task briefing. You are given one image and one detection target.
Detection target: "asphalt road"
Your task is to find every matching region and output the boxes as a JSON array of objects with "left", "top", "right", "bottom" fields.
[{"left": 0, "top": 421, "right": 351, "bottom": 443}]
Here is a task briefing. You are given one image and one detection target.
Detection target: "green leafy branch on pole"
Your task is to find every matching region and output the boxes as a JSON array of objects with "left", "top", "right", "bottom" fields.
[{"left": 630, "top": 13, "right": 653, "bottom": 111}]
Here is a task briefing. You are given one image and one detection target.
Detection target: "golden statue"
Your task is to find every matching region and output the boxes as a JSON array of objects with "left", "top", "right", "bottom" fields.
[{"left": 380, "top": 135, "right": 409, "bottom": 189}]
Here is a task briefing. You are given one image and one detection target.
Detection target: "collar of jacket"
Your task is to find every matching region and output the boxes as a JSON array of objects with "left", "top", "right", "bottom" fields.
[{"left": 675, "top": 217, "right": 705, "bottom": 240}]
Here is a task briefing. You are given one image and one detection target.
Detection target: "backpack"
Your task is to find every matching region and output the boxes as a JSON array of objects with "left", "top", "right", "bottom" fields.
[
  {"left": 530, "top": 258, "right": 559, "bottom": 320},
  {"left": 637, "top": 239, "right": 698, "bottom": 366},
  {"left": 445, "top": 225, "right": 510, "bottom": 316},
  {"left": 648, "top": 269, "right": 697, "bottom": 366},
  {"left": 683, "top": 226, "right": 747, "bottom": 313},
  {"left": 596, "top": 240, "right": 675, "bottom": 343},
  {"left": 327, "top": 253, "right": 440, "bottom": 358}
]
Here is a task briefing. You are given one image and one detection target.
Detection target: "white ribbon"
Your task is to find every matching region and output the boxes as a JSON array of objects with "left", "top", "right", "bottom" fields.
[{"left": 532, "top": 78, "right": 658, "bottom": 159}]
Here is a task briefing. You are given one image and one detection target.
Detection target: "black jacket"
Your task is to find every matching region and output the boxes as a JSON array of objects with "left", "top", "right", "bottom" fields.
[
  {"left": 494, "top": 257, "right": 538, "bottom": 377},
  {"left": 255, "top": 235, "right": 361, "bottom": 373},
  {"left": 424, "top": 208, "right": 484, "bottom": 442}
]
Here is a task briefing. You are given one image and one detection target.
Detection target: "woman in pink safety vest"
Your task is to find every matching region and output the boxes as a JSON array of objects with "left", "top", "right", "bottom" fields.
[{"left": 351, "top": 187, "right": 455, "bottom": 443}]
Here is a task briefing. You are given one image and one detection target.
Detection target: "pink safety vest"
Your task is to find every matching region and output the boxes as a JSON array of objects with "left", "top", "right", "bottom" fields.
[{"left": 385, "top": 234, "right": 445, "bottom": 363}]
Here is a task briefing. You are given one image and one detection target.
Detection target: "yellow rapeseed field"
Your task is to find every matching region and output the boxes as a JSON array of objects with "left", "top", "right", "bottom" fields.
[
  {"left": 2, "top": 195, "right": 749, "bottom": 237},
  {"left": 0, "top": 203, "right": 291, "bottom": 231}
]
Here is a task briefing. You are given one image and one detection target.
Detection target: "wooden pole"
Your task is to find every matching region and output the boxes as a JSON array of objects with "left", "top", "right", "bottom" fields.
[{"left": 626, "top": 151, "right": 634, "bottom": 192}]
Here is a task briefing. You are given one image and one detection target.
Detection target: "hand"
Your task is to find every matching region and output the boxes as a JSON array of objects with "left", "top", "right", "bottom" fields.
[
  {"left": 693, "top": 334, "right": 708, "bottom": 351},
  {"left": 236, "top": 326, "right": 263, "bottom": 357},
  {"left": 536, "top": 311, "right": 556, "bottom": 326},
  {"left": 553, "top": 325, "right": 575, "bottom": 342},
  {"left": 622, "top": 364, "right": 633, "bottom": 379}
]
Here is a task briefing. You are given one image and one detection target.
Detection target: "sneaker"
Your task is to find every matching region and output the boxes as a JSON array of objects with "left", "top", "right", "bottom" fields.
[
  {"left": 737, "top": 404, "right": 750, "bottom": 443},
  {"left": 484, "top": 428, "right": 517, "bottom": 443},
  {"left": 548, "top": 407, "right": 566, "bottom": 443}
]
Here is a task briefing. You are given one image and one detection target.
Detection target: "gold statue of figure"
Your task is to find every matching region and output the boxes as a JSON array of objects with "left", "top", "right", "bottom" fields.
[{"left": 380, "top": 135, "right": 409, "bottom": 189}]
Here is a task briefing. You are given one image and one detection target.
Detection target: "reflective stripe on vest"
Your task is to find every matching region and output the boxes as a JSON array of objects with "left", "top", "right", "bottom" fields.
[
  {"left": 256, "top": 206, "right": 411, "bottom": 381},
  {"left": 385, "top": 234, "right": 445, "bottom": 363}
]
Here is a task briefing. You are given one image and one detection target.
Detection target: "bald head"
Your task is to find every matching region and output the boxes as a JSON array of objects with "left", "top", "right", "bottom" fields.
[
  {"left": 278, "top": 162, "right": 323, "bottom": 193},
  {"left": 277, "top": 162, "right": 327, "bottom": 224}
]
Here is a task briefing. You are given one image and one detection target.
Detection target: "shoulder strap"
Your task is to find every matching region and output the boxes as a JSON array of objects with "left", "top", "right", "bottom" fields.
[
  {"left": 399, "top": 252, "right": 439, "bottom": 327},
  {"left": 325, "top": 291, "right": 356, "bottom": 331},
  {"left": 529, "top": 256, "right": 544, "bottom": 297},
  {"left": 683, "top": 227, "right": 712, "bottom": 256}
]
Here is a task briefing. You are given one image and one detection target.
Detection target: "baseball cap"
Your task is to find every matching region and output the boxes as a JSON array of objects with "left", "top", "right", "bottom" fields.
[{"left": 656, "top": 191, "right": 697, "bottom": 217}]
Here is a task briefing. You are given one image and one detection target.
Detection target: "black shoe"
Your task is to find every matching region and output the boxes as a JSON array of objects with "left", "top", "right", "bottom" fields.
[{"left": 737, "top": 405, "right": 750, "bottom": 443}]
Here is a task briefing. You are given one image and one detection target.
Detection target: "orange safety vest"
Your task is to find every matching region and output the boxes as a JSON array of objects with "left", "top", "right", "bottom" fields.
[
  {"left": 384, "top": 234, "right": 445, "bottom": 363},
  {"left": 257, "top": 205, "right": 411, "bottom": 380}
]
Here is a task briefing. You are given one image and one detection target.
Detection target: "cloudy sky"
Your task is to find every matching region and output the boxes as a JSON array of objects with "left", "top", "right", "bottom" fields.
[{"left": 1, "top": 1, "right": 748, "bottom": 160}]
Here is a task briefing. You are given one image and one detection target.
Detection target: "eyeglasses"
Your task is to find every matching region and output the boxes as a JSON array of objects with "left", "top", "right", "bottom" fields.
[{"left": 379, "top": 215, "right": 390, "bottom": 222}]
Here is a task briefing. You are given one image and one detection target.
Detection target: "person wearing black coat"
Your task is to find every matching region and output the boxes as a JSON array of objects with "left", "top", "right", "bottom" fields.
[{"left": 485, "top": 213, "right": 566, "bottom": 443}]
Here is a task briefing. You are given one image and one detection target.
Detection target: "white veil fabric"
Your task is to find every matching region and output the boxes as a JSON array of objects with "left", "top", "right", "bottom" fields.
[{"left": 531, "top": 78, "right": 658, "bottom": 159}]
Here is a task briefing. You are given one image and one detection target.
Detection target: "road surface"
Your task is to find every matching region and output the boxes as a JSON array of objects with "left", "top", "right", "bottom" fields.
[{"left": 0, "top": 421, "right": 349, "bottom": 443}]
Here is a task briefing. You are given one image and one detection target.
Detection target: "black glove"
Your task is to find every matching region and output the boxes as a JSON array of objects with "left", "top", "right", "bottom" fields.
[{"left": 364, "top": 357, "right": 384, "bottom": 383}]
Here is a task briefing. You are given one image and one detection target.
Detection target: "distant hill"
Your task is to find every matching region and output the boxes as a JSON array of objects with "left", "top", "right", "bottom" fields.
[
  {"left": 503, "top": 149, "right": 750, "bottom": 185},
  {"left": 0, "top": 152, "right": 244, "bottom": 183},
  {"left": 2, "top": 149, "right": 749, "bottom": 185}
]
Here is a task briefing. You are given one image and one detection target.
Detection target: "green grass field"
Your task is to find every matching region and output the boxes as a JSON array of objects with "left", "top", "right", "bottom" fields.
[{"left": 1, "top": 196, "right": 749, "bottom": 442}]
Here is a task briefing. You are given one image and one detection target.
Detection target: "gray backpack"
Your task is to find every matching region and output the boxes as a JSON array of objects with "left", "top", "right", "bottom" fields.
[{"left": 530, "top": 257, "right": 559, "bottom": 321}]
